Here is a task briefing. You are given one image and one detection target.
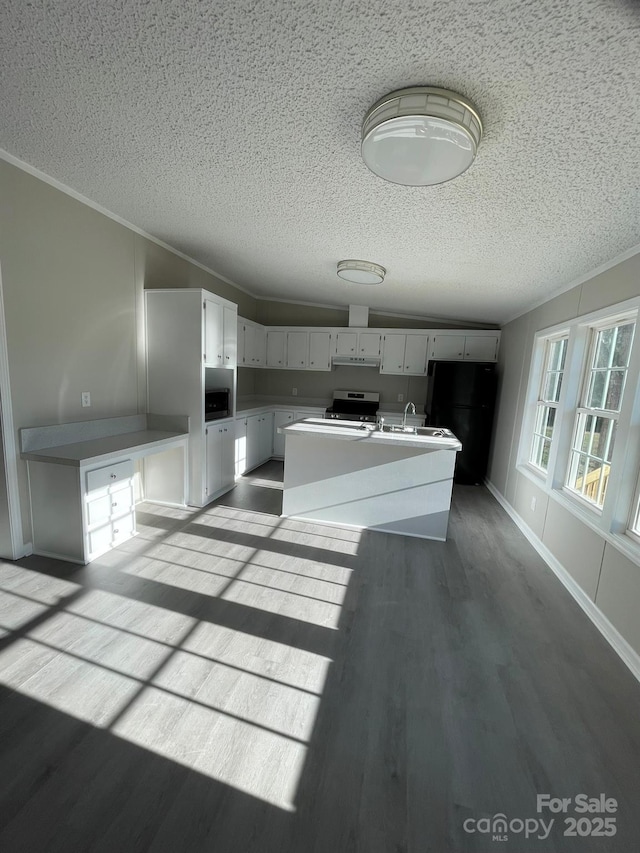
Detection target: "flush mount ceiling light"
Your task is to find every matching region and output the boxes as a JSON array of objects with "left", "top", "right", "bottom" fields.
[
  {"left": 361, "top": 86, "right": 482, "bottom": 186},
  {"left": 337, "top": 259, "right": 386, "bottom": 285}
]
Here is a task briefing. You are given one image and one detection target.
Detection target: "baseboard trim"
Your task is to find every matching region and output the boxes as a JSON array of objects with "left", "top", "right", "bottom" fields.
[{"left": 485, "top": 478, "right": 640, "bottom": 684}]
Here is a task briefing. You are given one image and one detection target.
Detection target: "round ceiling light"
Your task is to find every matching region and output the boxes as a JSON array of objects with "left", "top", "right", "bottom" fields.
[
  {"left": 336, "top": 260, "right": 386, "bottom": 285},
  {"left": 361, "top": 86, "right": 482, "bottom": 186}
]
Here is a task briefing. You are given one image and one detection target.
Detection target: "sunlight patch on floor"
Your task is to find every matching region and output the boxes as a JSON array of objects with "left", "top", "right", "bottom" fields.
[{"left": 0, "top": 580, "right": 334, "bottom": 812}]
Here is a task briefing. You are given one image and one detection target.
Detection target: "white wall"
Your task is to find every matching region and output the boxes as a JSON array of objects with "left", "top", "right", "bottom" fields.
[{"left": 488, "top": 251, "right": 640, "bottom": 660}]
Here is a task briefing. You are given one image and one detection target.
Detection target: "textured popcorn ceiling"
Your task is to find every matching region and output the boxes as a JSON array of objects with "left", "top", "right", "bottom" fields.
[{"left": 2, "top": 0, "right": 640, "bottom": 324}]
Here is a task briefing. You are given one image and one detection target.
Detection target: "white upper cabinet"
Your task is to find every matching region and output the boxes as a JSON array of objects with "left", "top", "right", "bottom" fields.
[
  {"left": 334, "top": 331, "right": 358, "bottom": 356},
  {"left": 308, "top": 331, "right": 332, "bottom": 370},
  {"left": 431, "top": 333, "right": 499, "bottom": 362},
  {"left": 223, "top": 304, "right": 237, "bottom": 367},
  {"left": 380, "top": 334, "right": 407, "bottom": 374},
  {"left": 358, "top": 332, "right": 382, "bottom": 357},
  {"left": 286, "top": 331, "right": 308, "bottom": 369},
  {"left": 463, "top": 335, "right": 499, "bottom": 361},
  {"left": 381, "top": 333, "right": 429, "bottom": 375},
  {"left": 403, "top": 334, "right": 429, "bottom": 374},
  {"left": 237, "top": 316, "right": 499, "bottom": 369},
  {"left": 204, "top": 298, "right": 223, "bottom": 366},
  {"left": 266, "top": 330, "right": 286, "bottom": 367},
  {"left": 239, "top": 319, "right": 267, "bottom": 366},
  {"left": 205, "top": 299, "right": 238, "bottom": 367}
]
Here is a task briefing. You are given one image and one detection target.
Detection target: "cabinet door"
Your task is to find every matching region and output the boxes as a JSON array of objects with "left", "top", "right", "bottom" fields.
[
  {"left": 286, "top": 332, "right": 308, "bottom": 369},
  {"left": 205, "top": 426, "right": 223, "bottom": 496},
  {"left": 266, "top": 330, "right": 286, "bottom": 367},
  {"left": 335, "top": 332, "right": 357, "bottom": 356},
  {"left": 404, "top": 334, "right": 429, "bottom": 375},
  {"left": 260, "top": 412, "right": 274, "bottom": 462},
  {"left": 380, "top": 334, "right": 406, "bottom": 375},
  {"left": 246, "top": 415, "right": 261, "bottom": 470},
  {"left": 272, "top": 410, "right": 294, "bottom": 457},
  {"left": 253, "top": 325, "right": 266, "bottom": 366},
  {"left": 359, "top": 332, "right": 381, "bottom": 357},
  {"left": 223, "top": 305, "right": 237, "bottom": 367},
  {"left": 431, "top": 334, "right": 465, "bottom": 360},
  {"left": 220, "top": 423, "right": 236, "bottom": 488},
  {"left": 308, "top": 332, "right": 331, "bottom": 370},
  {"left": 464, "top": 335, "right": 499, "bottom": 361},
  {"left": 237, "top": 319, "right": 246, "bottom": 365},
  {"left": 235, "top": 418, "right": 248, "bottom": 475},
  {"left": 204, "top": 299, "right": 223, "bottom": 366}
]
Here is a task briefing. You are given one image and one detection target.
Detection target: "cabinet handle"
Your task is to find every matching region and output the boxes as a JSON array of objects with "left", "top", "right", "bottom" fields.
[
  {"left": 112, "top": 501, "right": 118, "bottom": 508},
  {"left": 113, "top": 528, "right": 119, "bottom": 534},
  {"left": 110, "top": 474, "right": 117, "bottom": 479}
]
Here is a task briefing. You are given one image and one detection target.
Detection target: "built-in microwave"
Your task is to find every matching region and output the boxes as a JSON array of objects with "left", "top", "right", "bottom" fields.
[{"left": 205, "top": 388, "right": 230, "bottom": 421}]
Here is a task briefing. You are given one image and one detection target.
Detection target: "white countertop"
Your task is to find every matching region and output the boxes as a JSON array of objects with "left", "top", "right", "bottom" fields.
[
  {"left": 21, "top": 429, "right": 188, "bottom": 467},
  {"left": 279, "top": 418, "right": 461, "bottom": 451},
  {"left": 20, "top": 414, "right": 189, "bottom": 468}
]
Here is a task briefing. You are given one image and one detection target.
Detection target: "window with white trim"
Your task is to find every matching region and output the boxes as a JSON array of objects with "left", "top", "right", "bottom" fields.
[
  {"left": 530, "top": 335, "right": 568, "bottom": 471},
  {"left": 565, "top": 319, "right": 635, "bottom": 509}
]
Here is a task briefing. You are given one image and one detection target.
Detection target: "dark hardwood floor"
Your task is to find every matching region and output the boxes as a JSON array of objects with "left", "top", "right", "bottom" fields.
[{"left": 0, "top": 461, "right": 639, "bottom": 852}]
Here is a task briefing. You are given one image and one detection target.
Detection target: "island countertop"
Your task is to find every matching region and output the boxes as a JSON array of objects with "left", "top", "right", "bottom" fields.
[{"left": 279, "top": 418, "right": 462, "bottom": 451}]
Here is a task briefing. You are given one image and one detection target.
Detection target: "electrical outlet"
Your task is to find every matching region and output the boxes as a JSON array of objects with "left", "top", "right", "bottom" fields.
[
  {"left": 292, "top": 387, "right": 298, "bottom": 396},
  {"left": 530, "top": 496, "right": 537, "bottom": 512},
  {"left": 397, "top": 393, "right": 404, "bottom": 402},
  {"left": 81, "top": 391, "right": 91, "bottom": 408}
]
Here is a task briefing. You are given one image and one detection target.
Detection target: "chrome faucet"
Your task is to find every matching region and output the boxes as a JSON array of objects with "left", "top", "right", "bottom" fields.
[{"left": 402, "top": 401, "right": 416, "bottom": 429}]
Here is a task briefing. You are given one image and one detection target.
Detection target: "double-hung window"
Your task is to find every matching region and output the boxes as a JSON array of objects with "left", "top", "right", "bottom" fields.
[
  {"left": 530, "top": 335, "right": 568, "bottom": 471},
  {"left": 565, "top": 318, "right": 635, "bottom": 509}
]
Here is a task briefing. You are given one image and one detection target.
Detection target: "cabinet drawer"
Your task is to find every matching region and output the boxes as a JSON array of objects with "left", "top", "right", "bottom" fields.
[{"left": 86, "top": 460, "right": 134, "bottom": 493}]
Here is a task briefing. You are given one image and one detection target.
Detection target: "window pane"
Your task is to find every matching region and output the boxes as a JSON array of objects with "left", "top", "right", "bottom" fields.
[
  {"left": 531, "top": 433, "right": 540, "bottom": 466},
  {"left": 594, "top": 328, "right": 614, "bottom": 368},
  {"left": 605, "top": 369, "right": 626, "bottom": 411},
  {"left": 613, "top": 322, "right": 634, "bottom": 367},
  {"left": 578, "top": 414, "right": 594, "bottom": 453},
  {"left": 541, "top": 438, "right": 551, "bottom": 470},
  {"left": 570, "top": 452, "right": 587, "bottom": 492},
  {"left": 587, "top": 371, "right": 606, "bottom": 408},
  {"left": 590, "top": 416, "right": 611, "bottom": 459},
  {"left": 549, "top": 338, "right": 567, "bottom": 371}
]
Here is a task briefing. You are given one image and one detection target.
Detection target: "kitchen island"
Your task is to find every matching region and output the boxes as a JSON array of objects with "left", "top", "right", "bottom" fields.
[{"left": 279, "top": 418, "right": 462, "bottom": 541}]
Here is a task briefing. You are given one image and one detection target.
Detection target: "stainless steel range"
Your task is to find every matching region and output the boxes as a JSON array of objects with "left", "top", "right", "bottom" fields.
[{"left": 324, "top": 390, "right": 379, "bottom": 423}]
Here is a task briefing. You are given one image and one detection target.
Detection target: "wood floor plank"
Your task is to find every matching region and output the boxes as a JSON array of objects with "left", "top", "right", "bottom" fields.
[{"left": 0, "top": 464, "right": 639, "bottom": 851}]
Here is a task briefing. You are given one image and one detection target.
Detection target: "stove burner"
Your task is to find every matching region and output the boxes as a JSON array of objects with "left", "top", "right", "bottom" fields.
[{"left": 324, "top": 389, "right": 380, "bottom": 423}]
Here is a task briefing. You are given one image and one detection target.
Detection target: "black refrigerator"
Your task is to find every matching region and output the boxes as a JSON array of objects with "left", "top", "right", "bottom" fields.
[{"left": 424, "top": 361, "right": 497, "bottom": 485}]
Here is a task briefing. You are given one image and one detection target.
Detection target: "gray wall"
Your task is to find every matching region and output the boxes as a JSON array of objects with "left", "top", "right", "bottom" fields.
[
  {"left": 257, "top": 299, "right": 497, "bottom": 330},
  {"left": 0, "top": 159, "right": 257, "bottom": 550},
  {"left": 255, "top": 367, "right": 428, "bottom": 411},
  {"left": 487, "top": 251, "right": 640, "bottom": 658}
]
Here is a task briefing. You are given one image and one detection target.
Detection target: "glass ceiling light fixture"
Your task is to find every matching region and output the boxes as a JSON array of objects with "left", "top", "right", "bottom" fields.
[
  {"left": 361, "top": 86, "right": 482, "bottom": 186},
  {"left": 336, "top": 260, "right": 386, "bottom": 285}
]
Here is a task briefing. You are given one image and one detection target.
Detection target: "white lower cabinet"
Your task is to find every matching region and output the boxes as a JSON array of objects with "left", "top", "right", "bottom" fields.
[
  {"left": 235, "top": 417, "right": 248, "bottom": 476},
  {"left": 246, "top": 412, "right": 274, "bottom": 471},
  {"left": 273, "top": 410, "right": 295, "bottom": 456},
  {"left": 205, "top": 420, "right": 235, "bottom": 498},
  {"left": 83, "top": 460, "right": 136, "bottom": 562}
]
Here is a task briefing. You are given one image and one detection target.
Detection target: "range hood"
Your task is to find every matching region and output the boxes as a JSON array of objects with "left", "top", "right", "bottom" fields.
[
  {"left": 332, "top": 355, "right": 380, "bottom": 367},
  {"left": 332, "top": 305, "right": 380, "bottom": 366}
]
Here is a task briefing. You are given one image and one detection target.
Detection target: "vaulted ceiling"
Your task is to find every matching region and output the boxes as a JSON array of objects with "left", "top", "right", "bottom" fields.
[{"left": 2, "top": 0, "right": 640, "bottom": 324}]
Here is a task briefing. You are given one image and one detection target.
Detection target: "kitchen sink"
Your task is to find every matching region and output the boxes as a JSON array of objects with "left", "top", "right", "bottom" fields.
[{"left": 379, "top": 424, "right": 455, "bottom": 438}]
